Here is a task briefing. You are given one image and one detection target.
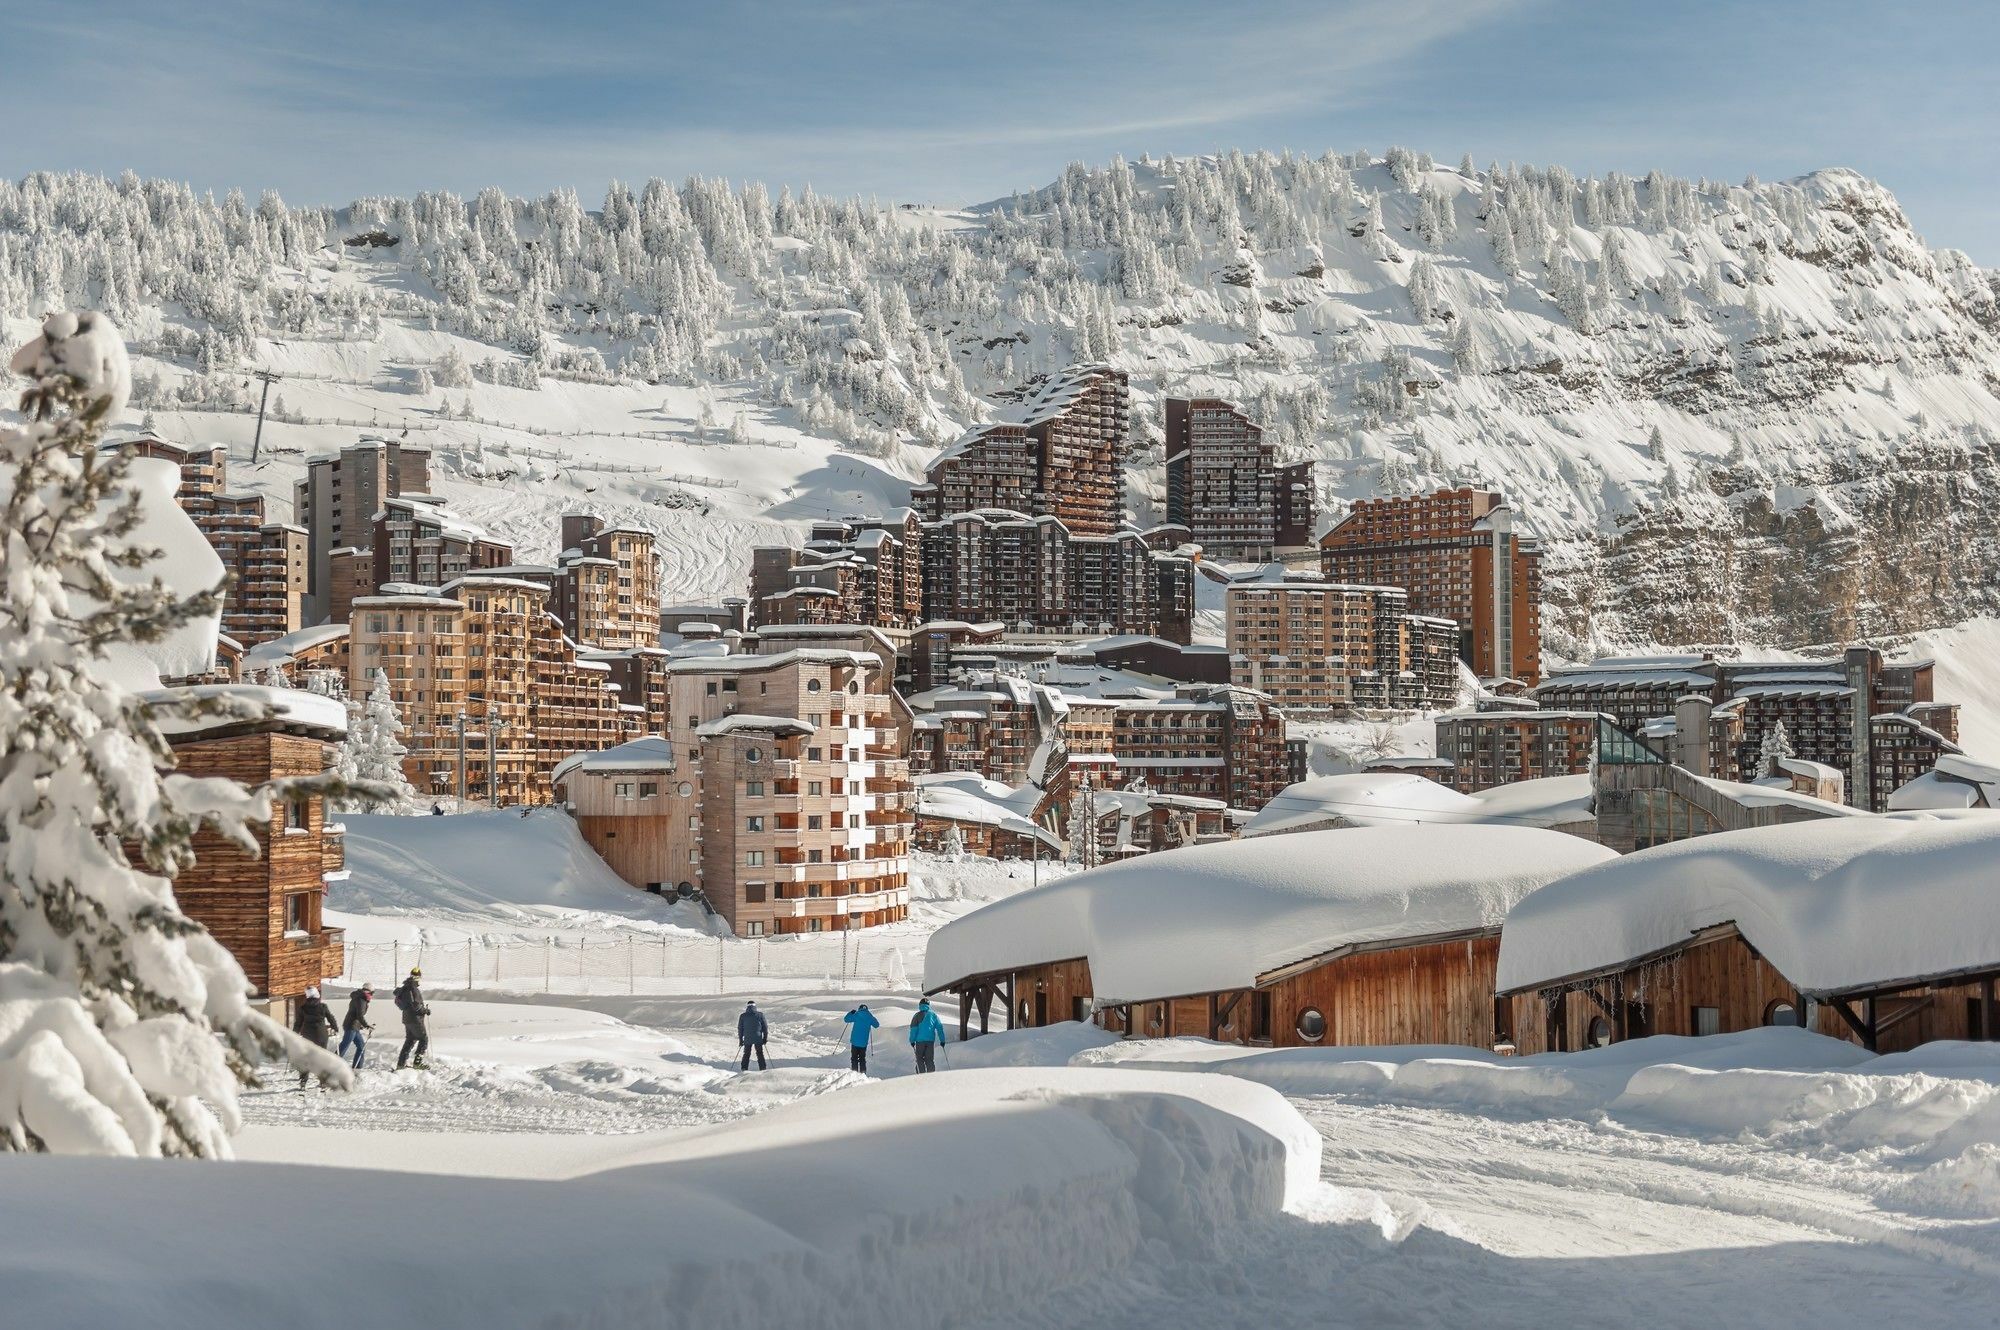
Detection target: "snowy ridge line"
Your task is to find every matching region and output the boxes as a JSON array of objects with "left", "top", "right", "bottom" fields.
[{"left": 0, "top": 1070, "right": 1321, "bottom": 1330}]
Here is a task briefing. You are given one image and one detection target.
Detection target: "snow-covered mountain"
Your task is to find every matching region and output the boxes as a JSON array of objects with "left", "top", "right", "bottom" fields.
[{"left": 4, "top": 149, "right": 1998, "bottom": 657}]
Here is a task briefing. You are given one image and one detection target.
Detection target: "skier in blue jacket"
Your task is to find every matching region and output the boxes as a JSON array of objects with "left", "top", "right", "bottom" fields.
[
  {"left": 909, "top": 998, "right": 948, "bottom": 1074},
  {"left": 842, "top": 1003, "right": 881, "bottom": 1073}
]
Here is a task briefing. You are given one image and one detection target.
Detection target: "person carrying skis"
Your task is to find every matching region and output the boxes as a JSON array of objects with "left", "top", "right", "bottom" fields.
[
  {"left": 338, "top": 983, "right": 374, "bottom": 1070},
  {"left": 395, "top": 967, "right": 431, "bottom": 1070},
  {"left": 842, "top": 1003, "right": 880, "bottom": 1073},
  {"left": 909, "top": 997, "right": 948, "bottom": 1074},
  {"left": 292, "top": 986, "right": 338, "bottom": 1089},
  {"left": 737, "top": 1000, "right": 770, "bottom": 1071}
]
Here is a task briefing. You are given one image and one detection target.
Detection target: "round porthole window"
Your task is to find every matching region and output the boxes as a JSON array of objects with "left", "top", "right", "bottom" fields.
[
  {"left": 1763, "top": 999, "right": 1798, "bottom": 1027},
  {"left": 847, "top": 680, "right": 860, "bottom": 694},
  {"left": 1587, "top": 1015, "right": 1613, "bottom": 1048},
  {"left": 1295, "top": 1008, "right": 1327, "bottom": 1043},
  {"left": 745, "top": 746, "right": 762, "bottom": 763},
  {"left": 676, "top": 781, "right": 693, "bottom": 798},
  {"left": 807, "top": 679, "right": 822, "bottom": 692}
]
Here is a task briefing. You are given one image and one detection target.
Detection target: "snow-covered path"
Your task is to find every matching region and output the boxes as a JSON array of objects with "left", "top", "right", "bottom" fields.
[{"left": 1007, "top": 1096, "right": 2000, "bottom": 1328}]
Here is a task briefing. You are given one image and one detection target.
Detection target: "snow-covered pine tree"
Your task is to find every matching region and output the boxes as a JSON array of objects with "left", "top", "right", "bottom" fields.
[
  {"left": 336, "top": 670, "right": 418, "bottom": 813},
  {"left": 0, "top": 312, "right": 348, "bottom": 1157},
  {"left": 1757, "top": 718, "right": 1795, "bottom": 775}
]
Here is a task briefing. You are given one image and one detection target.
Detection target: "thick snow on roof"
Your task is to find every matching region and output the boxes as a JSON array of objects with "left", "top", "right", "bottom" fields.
[
  {"left": 1692, "top": 772, "right": 1861, "bottom": 818},
  {"left": 242, "top": 622, "right": 350, "bottom": 672},
  {"left": 1241, "top": 772, "right": 1593, "bottom": 837},
  {"left": 1889, "top": 753, "right": 2000, "bottom": 811},
  {"left": 46, "top": 456, "right": 227, "bottom": 689},
  {"left": 695, "top": 714, "right": 815, "bottom": 738},
  {"left": 551, "top": 736, "right": 676, "bottom": 784},
  {"left": 925, "top": 825, "right": 1614, "bottom": 999},
  {"left": 146, "top": 684, "right": 348, "bottom": 740},
  {"left": 916, "top": 773, "right": 1060, "bottom": 849},
  {"left": 1497, "top": 814, "right": 2000, "bottom": 996}
]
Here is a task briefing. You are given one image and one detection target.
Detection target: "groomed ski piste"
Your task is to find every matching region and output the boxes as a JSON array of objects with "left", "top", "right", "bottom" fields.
[{"left": 8, "top": 809, "right": 2000, "bottom": 1328}]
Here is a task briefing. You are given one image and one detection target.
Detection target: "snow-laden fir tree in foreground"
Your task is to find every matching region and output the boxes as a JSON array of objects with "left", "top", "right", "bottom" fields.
[
  {"left": 0, "top": 312, "right": 349, "bottom": 1157},
  {"left": 1757, "top": 718, "right": 1796, "bottom": 776}
]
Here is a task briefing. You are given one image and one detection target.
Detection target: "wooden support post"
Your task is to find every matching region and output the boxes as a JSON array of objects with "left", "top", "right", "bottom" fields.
[
  {"left": 1210, "top": 991, "right": 1243, "bottom": 1042},
  {"left": 958, "top": 989, "right": 972, "bottom": 1042},
  {"left": 1984, "top": 976, "right": 1997, "bottom": 1043},
  {"left": 976, "top": 983, "right": 993, "bottom": 1037},
  {"left": 1827, "top": 997, "right": 1878, "bottom": 1052}
]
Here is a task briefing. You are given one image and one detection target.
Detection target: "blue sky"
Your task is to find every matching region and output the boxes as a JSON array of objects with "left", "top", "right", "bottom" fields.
[{"left": 10, "top": 0, "right": 1999, "bottom": 260}]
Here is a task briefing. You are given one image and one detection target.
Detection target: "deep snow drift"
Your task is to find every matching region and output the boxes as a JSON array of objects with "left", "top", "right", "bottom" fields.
[{"left": 1, "top": 1068, "right": 1317, "bottom": 1330}]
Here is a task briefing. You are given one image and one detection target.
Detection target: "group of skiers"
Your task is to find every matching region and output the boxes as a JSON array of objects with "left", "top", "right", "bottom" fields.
[
  {"left": 293, "top": 980, "right": 952, "bottom": 1088},
  {"left": 734, "top": 997, "right": 948, "bottom": 1076},
  {"left": 290, "top": 968, "right": 433, "bottom": 1085}
]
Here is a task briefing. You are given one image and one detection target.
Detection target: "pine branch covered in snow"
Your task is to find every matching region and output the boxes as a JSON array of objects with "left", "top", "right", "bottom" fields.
[{"left": 0, "top": 312, "right": 349, "bottom": 1158}]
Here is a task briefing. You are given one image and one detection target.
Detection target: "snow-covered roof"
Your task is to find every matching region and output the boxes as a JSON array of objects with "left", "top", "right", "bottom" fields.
[
  {"left": 242, "top": 622, "right": 350, "bottom": 672},
  {"left": 1240, "top": 773, "right": 1594, "bottom": 837},
  {"left": 36, "top": 456, "right": 226, "bottom": 690},
  {"left": 551, "top": 736, "right": 676, "bottom": 784},
  {"left": 916, "top": 774, "right": 1060, "bottom": 850},
  {"left": 1887, "top": 753, "right": 2000, "bottom": 812},
  {"left": 925, "top": 825, "right": 1615, "bottom": 999},
  {"left": 1691, "top": 773, "right": 1860, "bottom": 818},
  {"left": 1497, "top": 814, "right": 2000, "bottom": 996},
  {"left": 145, "top": 684, "right": 348, "bottom": 741},
  {"left": 695, "top": 715, "right": 816, "bottom": 739},
  {"left": 667, "top": 648, "right": 877, "bottom": 675}
]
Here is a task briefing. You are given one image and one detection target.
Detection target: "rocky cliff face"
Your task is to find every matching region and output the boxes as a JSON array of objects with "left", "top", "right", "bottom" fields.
[{"left": 5, "top": 153, "right": 1996, "bottom": 652}]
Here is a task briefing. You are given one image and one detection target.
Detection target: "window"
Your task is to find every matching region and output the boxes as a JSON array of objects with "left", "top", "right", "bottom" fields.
[
  {"left": 744, "top": 781, "right": 762, "bottom": 797},
  {"left": 614, "top": 781, "right": 635, "bottom": 799},
  {"left": 638, "top": 782, "right": 658, "bottom": 798},
  {"left": 678, "top": 782, "right": 695, "bottom": 798},
  {"left": 283, "top": 794, "right": 311, "bottom": 831},
  {"left": 807, "top": 918, "right": 823, "bottom": 933},
  {"left": 1586, "top": 1015, "right": 1613, "bottom": 1048},
  {"left": 808, "top": 780, "right": 823, "bottom": 796},
  {"left": 1018, "top": 998, "right": 1033, "bottom": 1024},
  {"left": 284, "top": 893, "right": 309, "bottom": 935},
  {"left": 807, "top": 747, "right": 822, "bottom": 762},
  {"left": 745, "top": 921, "right": 765, "bottom": 937},
  {"left": 807, "top": 849, "right": 822, "bottom": 864},
  {"left": 744, "top": 883, "right": 766, "bottom": 903},
  {"left": 807, "top": 815, "right": 822, "bottom": 830},
  {"left": 1691, "top": 1006, "right": 1721, "bottom": 1037},
  {"left": 706, "top": 682, "right": 718, "bottom": 696},
  {"left": 807, "top": 678, "right": 822, "bottom": 693},
  {"left": 1295, "top": 1007, "right": 1327, "bottom": 1042},
  {"left": 847, "top": 681, "right": 860, "bottom": 695},
  {"left": 744, "top": 746, "right": 763, "bottom": 763},
  {"left": 1763, "top": 999, "right": 1799, "bottom": 1028},
  {"left": 746, "top": 816, "right": 764, "bottom": 832},
  {"left": 745, "top": 851, "right": 764, "bottom": 867}
]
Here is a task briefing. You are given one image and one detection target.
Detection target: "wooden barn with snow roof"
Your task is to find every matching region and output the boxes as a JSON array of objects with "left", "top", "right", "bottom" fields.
[
  {"left": 1495, "top": 814, "right": 2000, "bottom": 1054},
  {"left": 923, "top": 824, "right": 1614, "bottom": 1048}
]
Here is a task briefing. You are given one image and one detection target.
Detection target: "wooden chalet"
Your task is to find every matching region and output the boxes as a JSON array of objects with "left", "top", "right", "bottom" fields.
[
  {"left": 154, "top": 685, "right": 351, "bottom": 1020},
  {"left": 1496, "top": 816, "right": 2000, "bottom": 1055},
  {"left": 924, "top": 824, "right": 1615, "bottom": 1047}
]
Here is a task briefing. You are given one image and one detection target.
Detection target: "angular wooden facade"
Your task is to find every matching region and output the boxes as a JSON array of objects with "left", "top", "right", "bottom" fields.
[
  {"left": 941, "top": 929, "right": 1511, "bottom": 1051},
  {"left": 1500, "top": 925, "right": 2000, "bottom": 1056},
  {"left": 164, "top": 719, "right": 347, "bottom": 1017}
]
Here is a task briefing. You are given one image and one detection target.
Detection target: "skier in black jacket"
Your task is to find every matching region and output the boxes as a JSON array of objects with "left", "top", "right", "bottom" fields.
[
  {"left": 338, "top": 983, "right": 374, "bottom": 1070},
  {"left": 737, "top": 1001, "right": 769, "bottom": 1071},
  {"left": 292, "top": 986, "right": 338, "bottom": 1088},
  {"left": 395, "top": 968, "right": 431, "bottom": 1070}
]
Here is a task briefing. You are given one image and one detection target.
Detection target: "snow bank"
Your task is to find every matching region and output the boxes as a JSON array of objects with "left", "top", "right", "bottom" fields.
[
  {"left": 1496, "top": 814, "right": 2000, "bottom": 994},
  {"left": 925, "top": 824, "right": 1614, "bottom": 999},
  {"left": 1075, "top": 1030, "right": 2000, "bottom": 1211},
  {"left": 0, "top": 1068, "right": 1320, "bottom": 1330},
  {"left": 1242, "top": 771, "right": 1594, "bottom": 836},
  {"left": 333, "top": 808, "right": 716, "bottom": 933}
]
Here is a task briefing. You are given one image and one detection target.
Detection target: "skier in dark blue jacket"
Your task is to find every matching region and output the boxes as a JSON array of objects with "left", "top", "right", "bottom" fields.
[
  {"left": 842, "top": 1004, "right": 881, "bottom": 1073},
  {"left": 909, "top": 998, "right": 948, "bottom": 1074},
  {"left": 738, "top": 1001, "right": 770, "bottom": 1071}
]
